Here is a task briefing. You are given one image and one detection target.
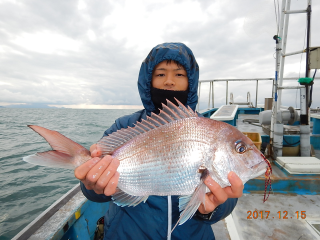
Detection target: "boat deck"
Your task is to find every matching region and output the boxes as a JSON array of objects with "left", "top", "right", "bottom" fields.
[
  {"left": 211, "top": 113, "right": 320, "bottom": 240},
  {"left": 229, "top": 193, "right": 320, "bottom": 239},
  {"left": 237, "top": 113, "right": 320, "bottom": 158},
  {"left": 212, "top": 194, "right": 320, "bottom": 240}
]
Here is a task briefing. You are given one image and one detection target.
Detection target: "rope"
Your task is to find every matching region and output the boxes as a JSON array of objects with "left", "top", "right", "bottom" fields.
[{"left": 242, "top": 119, "right": 261, "bottom": 126}]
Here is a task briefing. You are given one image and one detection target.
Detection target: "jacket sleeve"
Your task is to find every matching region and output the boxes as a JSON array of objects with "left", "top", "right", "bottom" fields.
[
  {"left": 197, "top": 198, "right": 238, "bottom": 224},
  {"left": 80, "top": 182, "right": 112, "bottom": 202}
]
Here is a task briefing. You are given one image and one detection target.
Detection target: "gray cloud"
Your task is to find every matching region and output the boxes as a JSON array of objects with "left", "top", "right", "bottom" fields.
[
  {"left": 161, "top": 0, "right": 320, "bottom": 110},
  {"left": 0, "top": 0, "right": 319, "bottom": 110}
]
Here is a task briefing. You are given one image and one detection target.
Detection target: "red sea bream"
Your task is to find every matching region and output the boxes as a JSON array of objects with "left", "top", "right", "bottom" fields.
[{"left": 23, "top": 99, "right": 272, "bottom": 225}]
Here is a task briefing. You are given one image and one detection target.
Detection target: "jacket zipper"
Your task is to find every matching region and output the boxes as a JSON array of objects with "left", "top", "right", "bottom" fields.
[{"left": 167, "top": 195, "right": 172, "bottom": 240}]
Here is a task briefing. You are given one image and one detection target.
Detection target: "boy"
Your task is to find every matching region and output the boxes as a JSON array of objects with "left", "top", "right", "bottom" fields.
[{"left": 75, "top": 42, "right": 243, "bottom": 240}]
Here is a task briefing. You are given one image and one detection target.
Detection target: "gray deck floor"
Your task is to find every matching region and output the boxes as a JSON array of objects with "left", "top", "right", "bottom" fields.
[
  {"left": 232, "top": 194, "right": 320, "bottom": 240},
  {"left": 237, "top": 114, "right": 266, "bottom": 136}
]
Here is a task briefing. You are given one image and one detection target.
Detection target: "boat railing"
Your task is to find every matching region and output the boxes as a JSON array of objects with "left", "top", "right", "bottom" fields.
[
  {"left": 12, "top": 184, "right": 83, "bottom": 240},
  {"left": 197, "top": 77, "right": 320, "bottom": 112}
]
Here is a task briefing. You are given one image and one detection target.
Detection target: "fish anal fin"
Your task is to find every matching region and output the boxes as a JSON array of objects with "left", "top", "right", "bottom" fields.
[
  {"left": 112, "top": 188, "right": 148, "bottom": 207},
  {"left": 23, "top": 150, "right": 75, "bottom": 169}
]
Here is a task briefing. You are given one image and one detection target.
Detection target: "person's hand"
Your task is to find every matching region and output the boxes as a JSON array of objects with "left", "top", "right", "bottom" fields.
[
  {"left": 198, "top": 171, "right": 244, "bottom": 214},
  {"left": 74, "top": 144, "right": 120, "bottom": 196}
]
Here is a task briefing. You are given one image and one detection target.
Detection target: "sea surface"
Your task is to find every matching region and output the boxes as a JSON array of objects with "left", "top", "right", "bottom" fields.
[{"left": 0, "top": 108, "right": 139, "bottom": 240}]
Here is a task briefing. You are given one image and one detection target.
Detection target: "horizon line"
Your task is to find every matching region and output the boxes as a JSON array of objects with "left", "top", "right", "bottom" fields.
[
  {"left": 0, "top": 102, "right": 144, "bottom": 109},
  {"left": 49, "top": 104, "right": 144, "bottom": 109}
]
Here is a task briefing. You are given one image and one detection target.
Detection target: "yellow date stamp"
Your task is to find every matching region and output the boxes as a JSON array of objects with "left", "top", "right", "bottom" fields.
[{"left": 247, "top": 211, "right": 306, "bottom": 219}]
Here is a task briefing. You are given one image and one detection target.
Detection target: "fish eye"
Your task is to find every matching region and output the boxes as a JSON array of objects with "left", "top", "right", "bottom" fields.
[{"left": 235, "top": 141, "right": 247, "bottom": 154}]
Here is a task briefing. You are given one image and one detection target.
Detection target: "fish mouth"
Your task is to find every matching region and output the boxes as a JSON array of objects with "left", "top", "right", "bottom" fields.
[
  {"left": 240, "top": 161, "right": 268, "bottom": 185},
  {"left": 240, "top": 167, "right": 265, "bottom": 184},
  {"left": 249, "top": 161, "right": 269, "bottom": 179},
  {"left": 251, "top": 166, "right": 267, "bottom": 178}
]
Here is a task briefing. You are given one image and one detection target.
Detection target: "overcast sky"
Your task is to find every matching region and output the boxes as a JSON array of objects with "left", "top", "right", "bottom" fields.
[{"left": 0, "top": 0, "right": 319, "bottom": 110}]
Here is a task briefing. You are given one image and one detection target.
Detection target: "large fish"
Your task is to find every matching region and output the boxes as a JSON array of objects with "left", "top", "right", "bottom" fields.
[{"left": 24, "top": 99, "right": 272, "bottom": 225}]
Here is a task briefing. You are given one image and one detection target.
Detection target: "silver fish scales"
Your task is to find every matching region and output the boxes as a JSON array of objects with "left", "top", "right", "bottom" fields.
[
  {"left": 112, "top": 117, "right": 211, "bottom": 196},
  {"left": 23, "top": 99, "right": 272, "bottom": 226}
]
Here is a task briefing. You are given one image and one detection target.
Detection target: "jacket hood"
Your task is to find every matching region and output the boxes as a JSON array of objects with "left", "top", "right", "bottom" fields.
[{"left": 137, "top": 42, "right": 199, "bottom": 115}]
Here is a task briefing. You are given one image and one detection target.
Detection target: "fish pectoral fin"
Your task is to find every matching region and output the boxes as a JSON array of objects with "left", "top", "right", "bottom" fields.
[
  {"left": 178, "top": 194, "right": 193, "bottom": 212},
  {"left": 176, "top": 181, "right": 207, "bottom": 226},
  {"left": 23, "top": 151, "right": 75, "bottom": 169},
  {"left": 112, "top": 188, "right": 148, "bottom": 207}
]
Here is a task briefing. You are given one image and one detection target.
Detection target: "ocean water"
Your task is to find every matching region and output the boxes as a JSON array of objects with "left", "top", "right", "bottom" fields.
[{"left": 0, "top": 108, "right": 139, "bottom": 240}]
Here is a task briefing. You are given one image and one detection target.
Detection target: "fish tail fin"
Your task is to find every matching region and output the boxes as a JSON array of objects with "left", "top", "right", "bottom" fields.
[
  {"left": 23, "top": 151, "right": 75, "bottom": 169},
  {"left": 23, "top": 125, "right": 90, "bottom": 169}
]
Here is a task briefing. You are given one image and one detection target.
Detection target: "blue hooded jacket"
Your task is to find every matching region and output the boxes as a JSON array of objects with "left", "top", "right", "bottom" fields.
[{"left": 80, "top": 43, "right": 238, "bottom": 240}]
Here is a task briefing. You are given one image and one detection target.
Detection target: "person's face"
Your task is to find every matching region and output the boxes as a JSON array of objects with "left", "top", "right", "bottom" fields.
[{"left": 151, "top": 61, "right": 188, "bottom": 91}]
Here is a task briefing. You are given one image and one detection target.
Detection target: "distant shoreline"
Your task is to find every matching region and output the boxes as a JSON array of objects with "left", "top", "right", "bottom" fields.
[{"left": 0, "top": 103, "right": 143, "bottom": 109}]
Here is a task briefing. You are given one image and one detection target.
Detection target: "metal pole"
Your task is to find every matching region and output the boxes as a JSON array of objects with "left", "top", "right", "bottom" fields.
[
  {"left": 212, "top": 81, "right": 214, "bottom": 108},
  {"left": 226, "top": 81, "right": 228, "bottom": 105},
  {"left": 305, "top": 2, "right": 311, "bottom": 80},
  {"left": 270, "top": 0, "right": 288, "bottom": 158},
  {"left": 300, "top": 1, "right": 312, "bottom": 156},
  {"left": 255, "top": 80, "right": 258, "bottom": 108},
  {"left": 300, "top": 1, "right": 311, "bottom": 125},
  {"left": 208, "top": 82, "right": 211, "bottom": 109},
  {"left": 278, "top": 0, "right": 291, "bottom": 110},
  {"left": 270, "top": 36, "right": 281, "bottom": 136},
  {"left": 270, "top": 35, "right": 282, "bottom": 158},
  {"left": 197, "top": 81, "right": 201, "bottom": 112}
]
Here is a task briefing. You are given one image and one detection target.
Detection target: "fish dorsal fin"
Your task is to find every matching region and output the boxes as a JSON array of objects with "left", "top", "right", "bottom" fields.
[
  {"left": 161, "top": 103, "right": 181, "bottom": 120},
  {"left": 141, "top": 119, "right": 156, "bottom": 129},
  {"left": 97, "top": 99, "right": 198, "bottom": 156},
  {"left": 135, "top": 121, "right": 152, "bottom": 131},
  {"left": 166, "top": 100, "right": 189, "bottom": 118},
  {"left": 187, "top": 106, "right": 198, "bottom": 117}
]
